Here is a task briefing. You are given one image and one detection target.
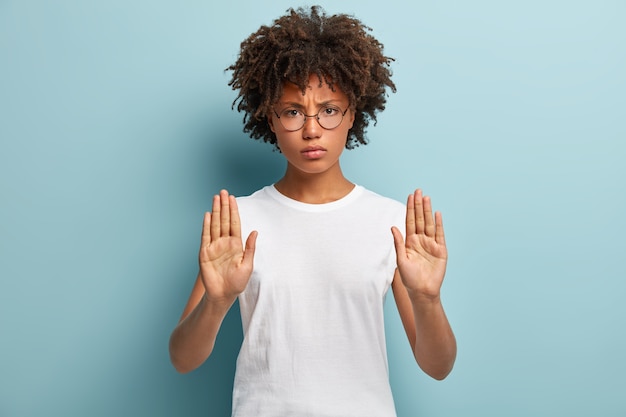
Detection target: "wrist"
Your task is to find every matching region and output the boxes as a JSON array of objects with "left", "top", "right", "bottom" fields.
[
  {"left": 200, "top": 293, "right": 237, "bottom": 315},
  {"left": 407, "top": 289, "right": 442, "bottom": 308}
]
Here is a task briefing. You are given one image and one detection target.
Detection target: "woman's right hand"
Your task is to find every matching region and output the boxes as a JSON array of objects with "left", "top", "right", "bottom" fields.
[{"left": 199, "top": 190, "right": 257, "bottom": 303}]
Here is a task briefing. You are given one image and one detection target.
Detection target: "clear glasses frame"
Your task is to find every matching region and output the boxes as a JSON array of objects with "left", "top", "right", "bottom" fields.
[{"left": 273, "top": 105, "right": 349, "bottom": 131}]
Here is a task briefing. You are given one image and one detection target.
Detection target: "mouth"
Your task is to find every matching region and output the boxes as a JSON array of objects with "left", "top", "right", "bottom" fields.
[{"left": 301, "top": 146, "right": 327, "bottom": 159}]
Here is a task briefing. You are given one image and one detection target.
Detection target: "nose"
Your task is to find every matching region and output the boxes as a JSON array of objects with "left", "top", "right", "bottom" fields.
[{"left": 302, "top": 115, "right": 322, "bottom": 140}]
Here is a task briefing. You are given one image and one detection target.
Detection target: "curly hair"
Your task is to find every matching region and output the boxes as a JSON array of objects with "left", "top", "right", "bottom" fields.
[{"left": 226, "top": 5, "right": 396, "bottom": 150}]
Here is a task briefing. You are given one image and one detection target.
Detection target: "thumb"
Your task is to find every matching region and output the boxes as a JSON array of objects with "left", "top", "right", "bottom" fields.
[
  {"left": 391, "top": 226, "right": 406, "bottom": 260},
  {"left": 242, "top": 230, "right": 258, "bottom": 267}
]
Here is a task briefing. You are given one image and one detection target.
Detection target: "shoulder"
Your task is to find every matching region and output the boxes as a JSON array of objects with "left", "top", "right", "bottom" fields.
[
  {"left": 235, "top": 186, "right": 272, "bottom": 208},
  {"left": 357, "top": 186, "right": 405, "bottom": 213},
  {"left": 234, "top": 185, "right": 281, "bottom": 225},
  {"left": 353, "top": 186, "right": 405, "bottom": 227}
]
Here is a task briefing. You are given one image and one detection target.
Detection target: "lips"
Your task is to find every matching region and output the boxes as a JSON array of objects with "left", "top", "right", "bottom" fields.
[{"left": 301, "top": 146, "right": 327, "bottom": 159}]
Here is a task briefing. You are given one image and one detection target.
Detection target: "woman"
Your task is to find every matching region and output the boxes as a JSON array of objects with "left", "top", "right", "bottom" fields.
[{"left": 169, "top": 6, "right": 456, "bottom": 416}]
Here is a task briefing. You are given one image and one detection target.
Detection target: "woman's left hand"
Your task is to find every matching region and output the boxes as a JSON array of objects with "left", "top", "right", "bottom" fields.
[{"left": 391, "top": 189, "right": 448, "bottom": 302}]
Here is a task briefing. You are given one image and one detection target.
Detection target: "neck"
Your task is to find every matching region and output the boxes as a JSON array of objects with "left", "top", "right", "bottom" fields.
[{"left": 274, "top": 164, "right": 354, "bottom": 204}]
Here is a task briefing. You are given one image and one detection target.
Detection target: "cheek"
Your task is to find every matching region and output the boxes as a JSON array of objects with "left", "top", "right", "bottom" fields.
[{"left": 275, "top": 134, "right": 294, "bottom": 154}]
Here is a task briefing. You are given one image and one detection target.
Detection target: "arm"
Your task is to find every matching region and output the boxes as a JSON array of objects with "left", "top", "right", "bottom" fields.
[
  {"left": 391, "top": 189, "right": 456, "bottom": 380},
  {"left": 169, "top": 190, "right": 257, "bottom": 373}
]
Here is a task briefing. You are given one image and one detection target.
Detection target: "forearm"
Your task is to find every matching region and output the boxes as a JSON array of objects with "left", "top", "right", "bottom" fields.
[
  {"left": 168, "top": 294, "right": 235, "bottom": 373},
  {"left": 411, "top": 294, "right": 457, "bottom": 380}
]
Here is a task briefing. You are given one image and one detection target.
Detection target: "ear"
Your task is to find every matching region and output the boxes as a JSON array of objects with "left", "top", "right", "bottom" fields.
[
  {"left": 268, "top": 113, "right": 276, "bottom": 133},
  {"left": 347, "top": 109, "right": 355, "bottom": 129}
]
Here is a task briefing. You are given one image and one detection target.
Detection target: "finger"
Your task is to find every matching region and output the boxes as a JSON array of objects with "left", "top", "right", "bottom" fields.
[
  {"left": 435, "top": 211, "right": 446, "bottom": 246},
  {"left": 391, "top": 226, "right": 407, "bottom": 260},
  {"left": 414, "top": 189, "right": 425, "bottom": 235},
  {"left": 220, "top": 190, "right": 230, "bottom": 237},
  {"left": 242, "top": 230, "right": 258, "bottom": 268},
  {"left": 229, "top": 195, "right": 242, "bottom": 238},
  {"left": 405, "top": 193, "right": 416, "bottom": 235},
  {"left": 423, "top": 195, "right": 435, "bottom": 237},
  {"left": 201, "top": 212, "right": 211, "bottom": 247},
  {"left": 210, "top": 194, "right": 220, "bottom": 241}
]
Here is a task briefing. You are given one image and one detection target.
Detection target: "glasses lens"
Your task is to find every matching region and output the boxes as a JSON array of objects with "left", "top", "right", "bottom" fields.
[
  {"left": 278, "top": 106, "right": 345, "bottom": 131},
  {"left": 279, "top": 109, "right": 304, "bottom": 131},
  {"left": 317, "top": 106, "right": 343, "bottom": 129}
]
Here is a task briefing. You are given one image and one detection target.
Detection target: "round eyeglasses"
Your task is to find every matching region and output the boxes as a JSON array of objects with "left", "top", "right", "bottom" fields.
[{"left": 273, "top": 105, "right": 349, "bottom": 131}]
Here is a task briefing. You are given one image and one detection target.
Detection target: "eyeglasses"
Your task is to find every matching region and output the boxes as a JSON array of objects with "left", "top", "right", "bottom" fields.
[{"left": 273, "top": 105, "right": 349, "bottom": 131}]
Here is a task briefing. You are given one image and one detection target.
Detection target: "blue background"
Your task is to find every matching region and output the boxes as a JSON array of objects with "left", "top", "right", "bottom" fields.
[{"left": 1, "top": 1, "right": 625, "bottom": 416}]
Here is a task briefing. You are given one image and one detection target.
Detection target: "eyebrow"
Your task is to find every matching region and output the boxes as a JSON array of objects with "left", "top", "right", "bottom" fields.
[{"left": 277, "top": 100, "right": 343, "bottom": 109}]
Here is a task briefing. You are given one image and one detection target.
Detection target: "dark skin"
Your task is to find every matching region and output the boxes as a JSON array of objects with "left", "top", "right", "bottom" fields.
[{"left": 169, "top": 77, "right": 456, "bottom": 379}]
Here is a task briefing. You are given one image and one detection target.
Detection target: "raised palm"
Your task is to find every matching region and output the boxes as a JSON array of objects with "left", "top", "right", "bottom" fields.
[
  {"left": 199, "top": 190, "right": 257, "bottom": 302},
  {"left": 392, "top": 189, "right": 448, "bottom": 301}
]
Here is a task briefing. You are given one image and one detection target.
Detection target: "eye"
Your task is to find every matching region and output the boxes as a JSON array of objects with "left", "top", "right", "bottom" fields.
[
  {"left": 320, "top": 106, "right": 340, "bottom": 117},
  {"left": 281, "top": 108, "right": 302, "bottom": 118}
]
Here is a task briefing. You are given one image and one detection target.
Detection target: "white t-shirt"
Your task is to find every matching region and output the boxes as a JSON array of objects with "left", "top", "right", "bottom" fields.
[{"left": 233, "top": 184, "right": 406, "bottom": 417}]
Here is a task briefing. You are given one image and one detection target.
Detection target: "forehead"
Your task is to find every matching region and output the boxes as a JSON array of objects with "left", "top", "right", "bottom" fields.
[{"left": 278, "top": 74, "right": 348, "bottom": 105}]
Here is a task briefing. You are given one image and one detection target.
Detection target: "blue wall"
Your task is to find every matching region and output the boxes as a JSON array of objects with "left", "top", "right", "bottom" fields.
[{"left": 1, "top": 1, "right": 625, "bottom": 416}]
